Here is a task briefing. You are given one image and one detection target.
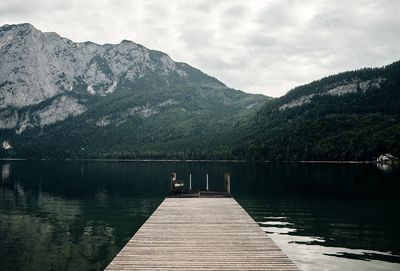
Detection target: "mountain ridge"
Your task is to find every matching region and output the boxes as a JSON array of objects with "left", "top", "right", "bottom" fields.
[{"left": 0, "top": 23, "right": 268, "bottom": 159}]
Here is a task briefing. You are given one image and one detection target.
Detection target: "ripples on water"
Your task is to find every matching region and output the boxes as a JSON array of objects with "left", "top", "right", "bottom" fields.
[
  {"left": 0, "top": 161, "right": 399, "bottom": 271},
  {"left": 238, "top": 198, "right": 400, "bottom": 271}
]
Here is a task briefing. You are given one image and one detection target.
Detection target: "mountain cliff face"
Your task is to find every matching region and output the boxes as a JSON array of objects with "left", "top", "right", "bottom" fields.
[
  {"left": 0, "top": 23, "right": 186, "bottom": 109},
  {"left": 0, "top": 23, "right": 267, "bottom": 158},
  {"left": 244, "top": 61, "right": 400, "bottom": 161}
]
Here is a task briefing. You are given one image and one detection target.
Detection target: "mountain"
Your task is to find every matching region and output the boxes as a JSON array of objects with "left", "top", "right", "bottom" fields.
[
  {"left": 0, "top": 23, "right": 267, "bottom": 159},
  {"left": 1, "top": 23, "right": 399, "bottom": 161},
  {"left": 243, "top": 61, "right": 400, "bottom": 161}
]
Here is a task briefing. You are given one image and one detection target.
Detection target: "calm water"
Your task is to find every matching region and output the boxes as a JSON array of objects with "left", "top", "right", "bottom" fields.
[{"left": 0, "top": 161, "right": 399, "bottom": 271}]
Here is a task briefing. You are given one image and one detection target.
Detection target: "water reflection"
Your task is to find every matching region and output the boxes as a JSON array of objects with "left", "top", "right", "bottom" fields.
[
  {"left": 262, "top": 226, "right": 297, "bottom": 234},
  {"left": 0, "top": 161, "right": 164, "bottom": 271},
  {"left": 0, "top": 188, "right": 161, "bottom": 271},
  {"left": 238, "top": 198, "right": 400, "bottom": 271},
  {"left": 0, "top": 161, "right": 399, "bottom": 271},
  {"left": 270, "top": 233, "right": 400, "bottom": 271},
  {"left": 376, "top": 162, "right": 398, "bottom": 172},
  {"left": 2, "top": 163, "right": 10, "bottom": 181}
]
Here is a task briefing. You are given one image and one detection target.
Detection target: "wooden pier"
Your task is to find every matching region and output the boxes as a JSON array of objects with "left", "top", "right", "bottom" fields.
[{"left": 106, "top": 197, "right": 298, "bottom": 270}]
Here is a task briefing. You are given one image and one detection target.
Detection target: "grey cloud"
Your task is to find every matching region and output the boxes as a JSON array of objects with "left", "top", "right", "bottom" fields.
[
  {"left": 256, "top": 1, "right": 297, "bottom": 29},
  {"left": 145, "top": 2, "right": 172, "bottom": 17},
  {"left": 195, "top": 54, "right": 234, "bottom": 70},
  {"left": 190, "top": 0, "right": 232, "bottom": 13},
  {"left": 245, "top": 34, "right": 277, "bottom": 48},
  {"left": 179, "top": 27, "right": 214, "bottom": 48},
  {"left": 224, "top": 5, "right": 247, "bottom": 17}
]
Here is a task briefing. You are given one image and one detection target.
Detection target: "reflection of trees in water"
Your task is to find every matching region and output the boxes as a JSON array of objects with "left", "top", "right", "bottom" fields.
[
  {"left": 6, "top": 161, "right": 171, "bottom": 198},
  {"left": 232, "top": 163, "right": 400, "bottom": 198},
  {"left": 2, "top": 163, "right": 10, "bottom": 181},
  {"left": 0, "top": 185, "right": 161, "bottom": 271}
]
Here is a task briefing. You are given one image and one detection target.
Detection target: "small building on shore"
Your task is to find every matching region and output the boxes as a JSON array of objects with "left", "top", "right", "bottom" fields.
[
  {"left": 377, "top": 153, "right": 396, "bottom": 163},
  {"left": 2, "top": 141, "right": 12, "bottom": 150}
]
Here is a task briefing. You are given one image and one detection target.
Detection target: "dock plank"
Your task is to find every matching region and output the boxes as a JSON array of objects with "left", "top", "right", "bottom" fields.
[{"left": 106, "top": 198, "right": 298, "bottom": 271}]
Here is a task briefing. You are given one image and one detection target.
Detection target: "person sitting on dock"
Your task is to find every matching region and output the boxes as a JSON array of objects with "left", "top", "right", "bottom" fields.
[{"left": 170, "top": 172, "right": 184, "bottom": 194}]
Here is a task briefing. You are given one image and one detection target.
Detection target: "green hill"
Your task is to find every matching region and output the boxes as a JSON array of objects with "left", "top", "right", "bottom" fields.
[{"left": 242, "top": 61, "right": 400, "bottom": 161}]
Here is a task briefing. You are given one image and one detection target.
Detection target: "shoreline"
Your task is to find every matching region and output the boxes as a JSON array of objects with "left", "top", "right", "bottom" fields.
[
  {"left": 293, "top": 160, "right": 374, "bottom": 164},
  {"left": 0, "top": 158, "right": 380, "bottom": 164}
]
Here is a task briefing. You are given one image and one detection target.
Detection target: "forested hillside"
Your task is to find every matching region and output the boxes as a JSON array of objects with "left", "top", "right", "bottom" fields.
[{"left": 242, "top": 61, "right": 400, "bottom": 161}]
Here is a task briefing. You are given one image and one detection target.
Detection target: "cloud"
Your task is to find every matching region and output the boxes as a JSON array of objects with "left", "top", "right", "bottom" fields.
[{"left": 1, "top": 0, "right": 400, "bottom": 97}]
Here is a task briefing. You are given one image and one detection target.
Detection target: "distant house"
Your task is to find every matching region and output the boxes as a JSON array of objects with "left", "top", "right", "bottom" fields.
[
  {"left": 2, "top": 141, "right": 12, "bottom": 150},
  {"left": 377, "top": 153, "right": 396, "bottom": 163}
]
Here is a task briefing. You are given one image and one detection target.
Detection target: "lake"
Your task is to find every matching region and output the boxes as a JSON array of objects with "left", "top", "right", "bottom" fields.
[{"left": 0, "top": 161, "right": 399, "bottom": 271}]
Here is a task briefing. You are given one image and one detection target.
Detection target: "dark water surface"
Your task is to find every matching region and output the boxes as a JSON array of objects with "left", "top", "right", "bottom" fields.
[{"left": 0, "top": 161, "right": 399, "bottom": 271}]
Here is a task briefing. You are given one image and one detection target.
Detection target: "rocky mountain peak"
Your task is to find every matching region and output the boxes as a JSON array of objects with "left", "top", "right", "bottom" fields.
[
  {"left": 0, "top": 23, "right": 187, "bottom": 106},
  {"left": 0, "top": 23, "right": 255, "bottom": 138}
]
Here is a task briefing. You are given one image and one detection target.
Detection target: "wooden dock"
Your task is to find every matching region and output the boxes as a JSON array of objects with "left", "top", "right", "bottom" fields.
[{"left": 106, "top": 198, "right": 298, "bottom": 270}]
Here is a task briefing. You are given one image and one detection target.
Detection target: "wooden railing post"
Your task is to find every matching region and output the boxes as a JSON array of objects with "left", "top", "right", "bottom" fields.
[
  {"left": 170, "top": 172, "right": 176, "bottom": 193},
  {"left": 224, "top": 172, "right": 231, "bottom": 194}
]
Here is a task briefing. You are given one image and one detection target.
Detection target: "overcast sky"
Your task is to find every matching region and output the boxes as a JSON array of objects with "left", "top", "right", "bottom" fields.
[{"left": 1, "top": 0, "right": 399, "bottom": 97}]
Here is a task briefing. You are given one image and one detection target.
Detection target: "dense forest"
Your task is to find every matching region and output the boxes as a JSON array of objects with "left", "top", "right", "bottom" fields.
[{"left": 241, "top": 61, "right": 400, "bottom": 161}]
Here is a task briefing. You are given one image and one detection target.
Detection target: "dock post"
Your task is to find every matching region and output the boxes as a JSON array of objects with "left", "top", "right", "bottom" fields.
[
  {"left": 206, "top": 173, "right": 209, "bottom": 191},
  {"left": 189, "top": 174, "right": 192, "bottom": 191},
  {"left": 170, "top": 173, "right": 176, "bottom": 193},
  {"left": 224, "top": 172, "right": 231, "bottom": 194}
]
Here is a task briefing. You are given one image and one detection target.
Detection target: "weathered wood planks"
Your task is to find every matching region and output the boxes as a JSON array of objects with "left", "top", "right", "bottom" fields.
[{"left": 106, "top": 198, "right": 298, "bottom": 270}]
